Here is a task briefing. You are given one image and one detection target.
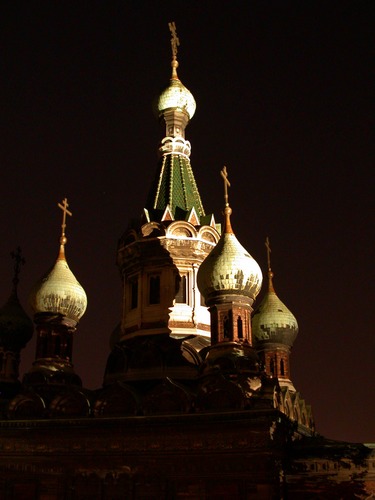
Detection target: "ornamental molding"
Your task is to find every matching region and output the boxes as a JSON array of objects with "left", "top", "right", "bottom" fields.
[{"left": 159, "top": 136, "right": 192, "bottom": 158}]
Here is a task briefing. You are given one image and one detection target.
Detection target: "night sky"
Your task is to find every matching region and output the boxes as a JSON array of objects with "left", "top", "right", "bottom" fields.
[{"left": 0, "top": 1, "right": 373, "bottom": 443}]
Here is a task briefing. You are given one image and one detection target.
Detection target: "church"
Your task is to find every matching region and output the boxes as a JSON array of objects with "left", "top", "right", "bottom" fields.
[{"left": 0, "top": 23, "right": 373, "bottom": 499}]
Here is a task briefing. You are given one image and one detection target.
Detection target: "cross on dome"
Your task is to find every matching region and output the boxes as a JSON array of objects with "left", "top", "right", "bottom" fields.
[
  {"left": 265, "top": 236, "right": 275, "bottom": 292},
  {"left": 220, "top": 166, "right": 233, "bottom": 234},
  {"left": 168, "top": 21, "right": 179, "bottom": 61},
  {"left": 58, "top": 198, "right": 72, "bottom": 246}
]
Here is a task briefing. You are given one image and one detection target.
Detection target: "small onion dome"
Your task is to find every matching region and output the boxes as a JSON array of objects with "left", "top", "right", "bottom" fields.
[
  {"left": 197, "top": 206, "right": 262, "bottom": 303},
  {"left": 252, "top": 272, "right": 298, "bottom": 347},
  {"left": 0, "top": 291, "right": 33, "bottom": 350},
  {"left": 29, "top": 244, "right": 87, "bottom": 323},
  {"left": 155, "top": 60, "right": 196, "bottom": 120}
]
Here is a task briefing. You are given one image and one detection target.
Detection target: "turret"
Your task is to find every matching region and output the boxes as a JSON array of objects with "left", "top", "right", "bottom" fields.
[
  {"left": 25, "top": 198, "right": 87, "bottom": 387},
  {"left": 252, "top": 238, "right": 298, "bottom": 391}
]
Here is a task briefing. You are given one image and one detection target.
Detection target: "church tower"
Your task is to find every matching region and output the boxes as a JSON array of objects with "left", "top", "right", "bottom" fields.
[
  {"left": 26, "top": 199, "right": 87, "bottom": 387},
  {"left": 197, "top": 167, "right": 262, "bottom": 345},
  {"left": 115, "top": 24, "right": 219, "bottom": 355},
  {"left": 196, "top": 168, "right": 272, "bottom": 411},
  {"left": 252, "top": 238, "right": 299, "bottom": 392}
]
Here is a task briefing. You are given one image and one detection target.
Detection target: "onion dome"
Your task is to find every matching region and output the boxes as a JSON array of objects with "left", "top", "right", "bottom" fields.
[
  {"left": 29, "top": 199, "right": 87, "bottom": 324},
  {"left": 252, "top": 240, "right": 298, "bottom": 347},
  {"left": 156, "top": 69, "right": 196, "bottom": 120},
  {"left": 197, "top": 168, "right": 262, "bottom": 303},
  {"left": 0, "top": 248, "right": 33, "bottom": 350},
  {"left": 154, "top": 22, "right": 196, "bottom": 121}
]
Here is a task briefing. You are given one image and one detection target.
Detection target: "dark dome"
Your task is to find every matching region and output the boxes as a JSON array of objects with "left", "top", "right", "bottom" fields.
[
  {"left": 0, "top": 292, "right": 33, "bottom": 350},
  {"left": 201, "top": 342, "right": 261, "bottom": 376}
]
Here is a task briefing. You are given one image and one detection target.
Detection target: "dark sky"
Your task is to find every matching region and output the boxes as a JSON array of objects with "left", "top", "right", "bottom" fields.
[{"left": 0, "top": 1, "right": 373, "bottom": 443}]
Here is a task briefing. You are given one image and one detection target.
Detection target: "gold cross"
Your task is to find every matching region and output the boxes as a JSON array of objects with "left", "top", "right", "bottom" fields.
[
  {"left": 10, "top": 246, "right": 25, "bottom": 292},
  {"left": 168, "top": 21, "right": 180, "bottom": 61},
  {"left": 220, "top": 166, "right": 231, "bottom": 206},
  {"left": 58, "top": 198, "right": 72, "bottom": 239},
  {"left": 265, "top": 236, "right": 272, "bottom": 271}
]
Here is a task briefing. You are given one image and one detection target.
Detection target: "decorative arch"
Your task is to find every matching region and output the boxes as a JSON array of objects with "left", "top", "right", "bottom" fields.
[
  {"left": 93, "top": 382, "right": 139, "bottom": 417},
  {"left": 166, "top": 221, "right": 198, "bottom": 239},
  {"left": 49, "top": 389, "right": 90, "bottom": 418},
  {"left": 198, "top": 226, "right": 220, "bottom": 244},
  {"left": 8, "top": 392, "right": 46, "bottom": 419},
  {"left": 141, "top": 222, "right": 165, "bottom": 238}
]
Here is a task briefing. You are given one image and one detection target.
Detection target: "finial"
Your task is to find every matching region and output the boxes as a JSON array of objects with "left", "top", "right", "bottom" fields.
[
  {"left": 10, "top": 246, "right": 25, "bottom": 295},
  {"left": 265, "top": 237, "right": 275, "bottom": 292},
  {"left": 220, "top": 166, "right": 233, "bottom": 234},
  {"left": 57, "top": 198, "right": 72, "bottom": 258},
  {"left": 168, "top": 21, "right": 180, "bottom": 79}
]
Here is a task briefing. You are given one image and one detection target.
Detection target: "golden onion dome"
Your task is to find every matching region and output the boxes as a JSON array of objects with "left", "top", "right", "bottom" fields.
[
  {"left": 252, "top": 271, "right": 298, "bottom": 348},
  {"left": 29, "top": 244, "right": 87, "bottom": 323},
  {"left": 197, "top": 203, "right": 263, "bottom": 303},
  {"left": 156, "top": 66, "right": 196, "bottom": 120},
  {"left": 29, "top": 199, "right": 87, "bottom": 323},
  {"left": 155, "top": 24, "right": 196, "bottom": 120},
  {"left": 252, "top": 239, "right": 298, "bottom": 347}
]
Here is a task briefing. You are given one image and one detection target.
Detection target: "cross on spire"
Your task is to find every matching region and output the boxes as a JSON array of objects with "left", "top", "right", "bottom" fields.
[
  {"left": 265, "top": 236, "right": 272, "bottom": 272},
  {"left": 58, "top": 198, "right": 72, "bottom": 245},
  {"left": 220, "top": 166, "right": 231, "bottom": 207},
  {"left": 10, "top": 246, "right": 25, "bottom": 293},
  {"left": 168, "top": 21, "right": 179, "bottom": 61}
]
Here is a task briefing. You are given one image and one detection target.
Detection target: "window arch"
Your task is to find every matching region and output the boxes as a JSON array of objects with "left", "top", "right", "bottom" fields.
[
  {"left": 237, "top": 316, "right": 243, "bottom": 339},
  {"left": 280, "top": 358, "right": 285, "bottom": 376}
]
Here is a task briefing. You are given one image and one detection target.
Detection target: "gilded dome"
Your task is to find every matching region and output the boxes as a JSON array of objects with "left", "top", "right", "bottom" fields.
[
  {"left": 29, "top": 246, "right": 87, "bottom": 323},
  {"left": 197, "top": 208, "right": 262, "bottom": 302},
  {"left": 252, "top": 274, "right": 298, "bottom": 348},
  {"left": 155, "top": 57, "right": 196, "bottom": 120}
]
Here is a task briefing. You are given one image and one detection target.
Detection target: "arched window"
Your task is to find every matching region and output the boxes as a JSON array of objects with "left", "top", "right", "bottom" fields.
[
  {"left": 237, "top": 316, "right": 243, "bottom": 338},
  {"left": 270, "top": 358, "right": 275, "bottom": 376},
  {"left": 280, "top": 358, "right": 285, "bottom": 376},
  {"left": 223, "top": 311, "right": 233, "bottom": 341}
]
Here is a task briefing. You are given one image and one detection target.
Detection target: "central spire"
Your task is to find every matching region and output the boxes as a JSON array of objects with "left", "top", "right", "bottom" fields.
[{"left": 145, "top": 22, "right": 206, "bottom": 223}]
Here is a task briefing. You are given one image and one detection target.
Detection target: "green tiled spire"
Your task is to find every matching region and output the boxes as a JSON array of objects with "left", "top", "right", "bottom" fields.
[{"left": 146, "top": 154, "right": 205, "bottom": 221}]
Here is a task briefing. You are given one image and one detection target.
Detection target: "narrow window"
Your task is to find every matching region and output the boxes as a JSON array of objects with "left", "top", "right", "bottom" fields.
[
  {"left": 237, "top": 316, "right": 243, "bottom": 338},
  {"left": 270, "top": 358, "right": 275, "bottom": 376},
  {"left": 223, "top": 311, "right": 233, "bottom": 340},
  {"left": 280, "top": 358, "right": 285, "bottom": 376},
  {"left": 130, "top": 277, "right": 138, "bottom": 309},
  {"left": 175, "top": 275, "right": 187, "bottom": 303},
  {"left": 149, "top": 275, "right": 160, "bottom": 304}
]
